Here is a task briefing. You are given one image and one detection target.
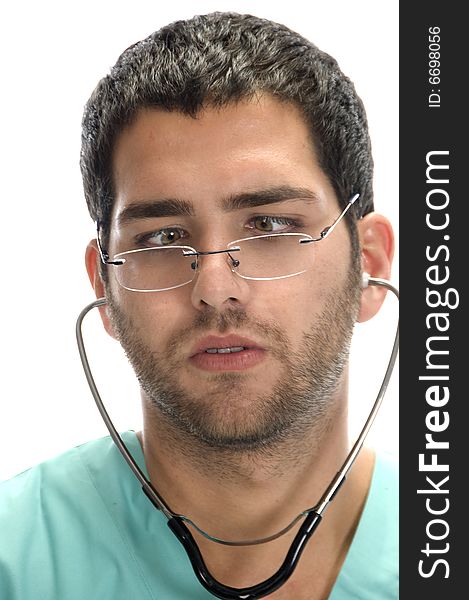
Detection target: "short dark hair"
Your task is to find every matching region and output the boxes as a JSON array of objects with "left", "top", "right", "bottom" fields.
[{"left": 80, "top": 11, "right": 373, "bottom": 248}]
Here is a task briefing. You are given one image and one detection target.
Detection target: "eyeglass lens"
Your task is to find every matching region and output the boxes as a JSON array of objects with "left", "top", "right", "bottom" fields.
[{"left": 113, "top": 234, "right": 316, "bottom": 292}]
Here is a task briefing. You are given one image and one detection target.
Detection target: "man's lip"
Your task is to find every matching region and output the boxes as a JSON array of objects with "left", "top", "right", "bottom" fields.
[{"left": 190, "top": 335, "right": 264, "bottom": 357}]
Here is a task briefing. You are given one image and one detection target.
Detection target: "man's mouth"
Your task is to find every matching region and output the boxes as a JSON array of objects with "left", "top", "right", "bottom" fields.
[{"left": 189, "top": 336, "right": 266, "bottom": 372}]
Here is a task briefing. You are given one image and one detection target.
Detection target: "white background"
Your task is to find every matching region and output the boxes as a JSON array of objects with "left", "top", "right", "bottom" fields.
[{"left": 0, "top": 0, "right": 399, "bottom": 481}]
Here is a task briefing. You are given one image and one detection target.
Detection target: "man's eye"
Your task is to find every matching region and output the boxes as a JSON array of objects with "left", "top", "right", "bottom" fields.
[
  {"left": 249, "top": 216, "right": 299, "bottom": 233},
  {"left": 140, "top": 228, "right": 185, "bottom": 246}
]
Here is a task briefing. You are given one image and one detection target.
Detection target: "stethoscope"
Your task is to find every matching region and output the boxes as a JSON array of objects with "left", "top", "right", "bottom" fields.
[{"left": 76, "top": 274, "right": 399, "bottom": 599}]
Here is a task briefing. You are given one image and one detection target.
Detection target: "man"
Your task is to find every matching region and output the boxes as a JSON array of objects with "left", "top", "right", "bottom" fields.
[{"left": 0, "top": 12, "right": 397, "bottom": 600}]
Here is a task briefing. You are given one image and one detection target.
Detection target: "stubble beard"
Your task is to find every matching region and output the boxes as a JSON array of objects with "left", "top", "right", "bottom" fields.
[{"left": 106, "top": 265, "right": 361, "bottom": 462}]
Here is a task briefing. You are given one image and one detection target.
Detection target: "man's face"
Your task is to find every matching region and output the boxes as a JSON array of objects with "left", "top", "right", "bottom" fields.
[{"left": 104, "top": 96, "right": 361, "bottom": 451}]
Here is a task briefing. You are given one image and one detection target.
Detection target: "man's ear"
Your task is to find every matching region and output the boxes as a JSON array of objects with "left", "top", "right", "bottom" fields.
[
  {"left": 85, "top": 240, "right": 117, "bottom": 339},
  {"left": 357, "top": 212, "right": 395, "bottom": 323}
]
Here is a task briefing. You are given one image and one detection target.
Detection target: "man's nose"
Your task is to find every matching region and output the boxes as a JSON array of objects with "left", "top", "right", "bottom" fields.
[{"left": 190, "top": 250, "right": 250, "bottom": 312}]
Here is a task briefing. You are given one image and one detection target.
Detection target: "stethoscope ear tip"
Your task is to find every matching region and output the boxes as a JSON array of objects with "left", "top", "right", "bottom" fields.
[{"left": 361, "top": 272, "right": 370, "bottom": 289}]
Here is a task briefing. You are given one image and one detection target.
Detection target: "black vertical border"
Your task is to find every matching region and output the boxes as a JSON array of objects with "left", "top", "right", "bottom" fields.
[{"left": 400, "top": 2, "right": 465, "bottom": 597}]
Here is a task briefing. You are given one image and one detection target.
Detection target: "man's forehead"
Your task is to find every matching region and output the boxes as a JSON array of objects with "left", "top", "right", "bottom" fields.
[
  {"left": 110, "top": 97, "right": 337, "bottom": 223},
  {"left": 111, "top": 96, "right": 317, "bottom": 170}
]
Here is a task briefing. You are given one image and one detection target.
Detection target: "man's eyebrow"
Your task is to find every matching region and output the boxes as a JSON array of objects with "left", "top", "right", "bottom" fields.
[
  {"left": 221, "top": 186, "right": 322, "bottom": 211},
  {"left": 116, "top": 186, "right": 321, "bottom": 226},
  {"left": 116, "top": 198, "right": 195, "bottom": 226}
]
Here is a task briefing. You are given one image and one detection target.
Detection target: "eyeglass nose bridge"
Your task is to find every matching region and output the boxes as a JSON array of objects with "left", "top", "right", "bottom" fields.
[{"left": 182, "top": 247, "right": 241, "bottom": 272}]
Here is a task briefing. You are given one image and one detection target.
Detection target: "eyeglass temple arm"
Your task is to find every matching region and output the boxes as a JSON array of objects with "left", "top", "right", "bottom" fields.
[
  {"left": 302, "top": 193, "right": 360, "bottom": 244},
  {"left": 95, "top": 221, "right": 109, "bottom": 262},
  {"left": 96, "top": 222, "right": 125, "bottom": 265}
]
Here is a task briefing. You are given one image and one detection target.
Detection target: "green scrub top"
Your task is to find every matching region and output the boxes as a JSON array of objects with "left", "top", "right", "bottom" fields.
[{"left": 0, "top": 431, "right": 398, "bottom": 599}]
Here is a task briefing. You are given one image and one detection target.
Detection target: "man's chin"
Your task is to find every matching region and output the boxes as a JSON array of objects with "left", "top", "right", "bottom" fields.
[
  {"left": 176, "top": 370, "right": 273, "bottom": 406},
  {"left": 145, "top": 384, "right": 287, "bottom": 451}
]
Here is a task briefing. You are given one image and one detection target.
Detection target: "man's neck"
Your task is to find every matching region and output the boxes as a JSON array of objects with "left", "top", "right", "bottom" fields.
[
  {"left": 141, "top": 400, "right": 345, "bottom": 524},
  {"left": 136, "top": 406, "right": 375, "bottom": 598}
]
